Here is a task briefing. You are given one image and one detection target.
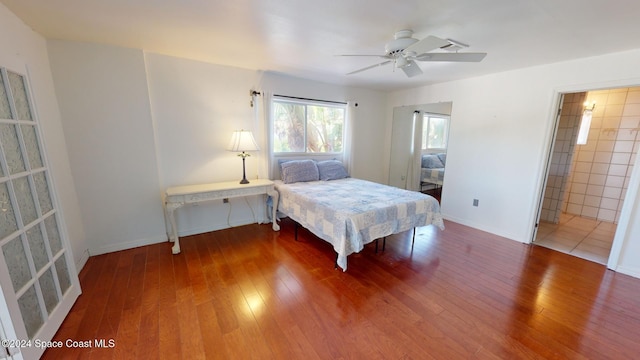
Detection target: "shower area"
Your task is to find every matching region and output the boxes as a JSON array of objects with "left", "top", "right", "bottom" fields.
[{"left": 534, "top": 87, "right": 640, "bottom": 264}]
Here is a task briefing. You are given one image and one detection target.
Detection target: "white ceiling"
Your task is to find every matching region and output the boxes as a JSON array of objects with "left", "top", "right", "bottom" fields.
[{"left": 3, "top": 0, "right": 640, "bottom": 91}]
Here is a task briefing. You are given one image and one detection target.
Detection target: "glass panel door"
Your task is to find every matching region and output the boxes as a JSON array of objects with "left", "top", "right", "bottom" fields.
[{"left": 0, "top": 66, "right": 80, "bottom": 359}]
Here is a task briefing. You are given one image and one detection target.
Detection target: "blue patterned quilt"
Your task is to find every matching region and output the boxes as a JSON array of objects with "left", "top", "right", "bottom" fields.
[{"left": 275, "top": 178, "right": 445, "bottom": 271}]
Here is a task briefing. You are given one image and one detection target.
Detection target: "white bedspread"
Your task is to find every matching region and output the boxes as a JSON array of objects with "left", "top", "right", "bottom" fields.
[{"left": 274, "top": 178, "right": 445, "bottom": 271}]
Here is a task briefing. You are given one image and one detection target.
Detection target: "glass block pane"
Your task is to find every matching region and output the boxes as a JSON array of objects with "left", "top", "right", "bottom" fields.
[
  {"left": 55, "top": 256, "right": 71, "bottom": 295},
  {"left": 45, "top": 215, "right": 62, "bottom": 256},
  {"left": 26, "top": 224, "right": 48, "bottom": 272},
  {"left": 2, "top": 236, "right": 32, "bottom": 292},
  {"left": 39, "top": 268, "right": 59, "bottom": 315},
  {"left": 8, "top": 72, "right": 32, "bottom": 121},
  {"left": 33, "top": 172, "right": 52, "bottom": 215},
  {"left": 0, "top": 123, "right": 26, "bottom": 174},
  {"left": 0, "top": 73, "right": 12, "bottom": 119},
  {"left": 20, "top": 125, "right": 43, "bottom": 169},
  {"left": 18, "top": 285, "right": 43, "bottom": 339},
  {"left": 0, "top": 181, "right": 18, "bottom": 239},
  {"left": 13, "top": 176, "right": 37, "bottom": 225}
]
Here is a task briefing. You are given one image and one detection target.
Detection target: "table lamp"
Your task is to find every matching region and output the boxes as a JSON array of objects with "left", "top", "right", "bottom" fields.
[{"left": 227, "top": 130, "right": 260, "bottom": 184}]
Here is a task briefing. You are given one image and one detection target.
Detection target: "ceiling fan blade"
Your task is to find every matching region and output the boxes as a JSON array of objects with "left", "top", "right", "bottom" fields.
[
  {"left": 401, "top": 60, "right": 423, "bottom": 78},
  {"left": 416, "top": 52, "right": 487, "bottom": 62},
  {"left": 405, "top": 36, "right": 450, "bottom": 55},
  {"left": 337, "top": 54, "right": 388, "bottom": 57},
  {"left": 346, "top": 60, "right": 392, "bottom": 75}
]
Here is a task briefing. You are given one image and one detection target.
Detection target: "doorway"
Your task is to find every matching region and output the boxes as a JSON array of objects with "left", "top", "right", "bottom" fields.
[{"left": 534, "top": 87, "right": 640, "bottom": 264}]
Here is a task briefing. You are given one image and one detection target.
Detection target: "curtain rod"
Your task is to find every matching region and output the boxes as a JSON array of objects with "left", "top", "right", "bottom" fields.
[{"left": 250, "top": 90, "right": 347, "bottom": 105}]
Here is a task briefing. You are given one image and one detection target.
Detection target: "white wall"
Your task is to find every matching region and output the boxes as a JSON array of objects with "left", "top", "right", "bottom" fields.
[
  {"left": 388, "top": 49, "right": 640, "bottom": 278},
  {"left": 0, "top": 4, "right": 88, "bottom": 270},
  {"left": 145, "top": 54, "right": 388, "bottom": 236},
  {"left": 46, "top": 44, "right": 388, "bottom": 247},
  {"left": 47, "top": 41, "right": 167, "bottom": 255}
]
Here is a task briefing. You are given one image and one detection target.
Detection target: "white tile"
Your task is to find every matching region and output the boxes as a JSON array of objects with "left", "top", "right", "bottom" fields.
[
  {"left": 566, "top": 203, "right": 582, "bottom": 215},
  {"left": 614, "top": 141, "right": 634, "bottom": 153},
  {"left": 584, "top": 195, "right": 601, "bottom": 207},
  {"left": 574, "top": 161, "right": 592, "bottom": 173},
  {"left": 586, "top": 185, "right": 603, "bottom": 196},
  {"left": 581, "top": 206, "right": 599, "bottom": 218},
  {"left": 605, "top": 175, "right": 625, "bottom": 188},
  {"left": 617, "top": 129, "right": 637, "bottom": 141},
  {"left": 607, "top": 92, "right": 627, "bottom": 105},
  {"left": 625, "top": 91, "right": 640, "bottom": 104},
  {"left": 600, "top": 198, "right": 619, "bottom": 210},
  {"left": 608, "top": 164, "right": 628, "bottom": 177},
  {"left": 569, "top": 193, "right": 585, "bottom": 205},
  {"left": 602, "top": 186, "right": 622, "bottom": 199},
  {"left": 598, "top": 208, "right": 616, "bottom": 222},
  {"left": 591, "top": 163, "right": 609, "bottom": 175},
  {"left": 588, "top": 174, "right": 606, "bottom": 185},
  {"left": 596, "top": 140, "right": 615, "bottom": 152},
  {"left": 619, "top": 116, "right": 640, "bottom": 129},
  {"left": 593, "top": 151, "right": 612, "bottom": 163},
  {"left": 572, "top": 172, "right": 590, "bottom": 184},
  {"left": 611, "top": 152, "right": 631, "bottom": 164},
  {"left": 623, "top": 103, "right": 640, "bottom": 117},
  {"left": 571, "top": 183, "right": 587, "bottom": 194},
  {"left": 577, "top": 151, "right": 595, "bottom": 162},
  {"left": 603, "top": 113, "right": 623, "bottom": 125}
]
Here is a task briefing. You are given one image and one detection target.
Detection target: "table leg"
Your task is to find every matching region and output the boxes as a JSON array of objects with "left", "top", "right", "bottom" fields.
[
  {"left": 166, "top": 205, "right": 181, "bottom": 254},
  {"left": 267, "top": 188, "right": 280, "bottom": 231}
]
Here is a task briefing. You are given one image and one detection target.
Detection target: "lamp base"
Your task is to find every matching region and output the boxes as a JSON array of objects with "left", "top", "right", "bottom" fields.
[{"left": 239, "top": 154, "right": 250, "bottom": 184}]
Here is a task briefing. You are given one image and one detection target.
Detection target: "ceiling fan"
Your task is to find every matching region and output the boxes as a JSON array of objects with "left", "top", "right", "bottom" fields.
[{"left": 340, "top": 29, "right": 487, "bottom": 78}]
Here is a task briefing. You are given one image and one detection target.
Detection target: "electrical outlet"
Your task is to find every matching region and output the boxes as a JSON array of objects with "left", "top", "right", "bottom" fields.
[
  {"left": 223, "top": 198, "right": 229, "bottom": 203},
  {"left": 473, "top": 199, "right": 479, "bottom": 207}
]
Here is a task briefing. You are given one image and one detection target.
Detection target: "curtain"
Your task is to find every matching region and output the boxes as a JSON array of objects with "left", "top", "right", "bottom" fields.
[
  {"left": 343, "top": 101, "right": 355, "bottom": 175},
  {"left": 255, "top": 91, "right": 273, "bottom": 179}
]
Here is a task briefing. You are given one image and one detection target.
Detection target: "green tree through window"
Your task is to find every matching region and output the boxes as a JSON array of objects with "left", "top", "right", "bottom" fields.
[{"left": 273, "top": 98, "right": 345, "bottom": 153}]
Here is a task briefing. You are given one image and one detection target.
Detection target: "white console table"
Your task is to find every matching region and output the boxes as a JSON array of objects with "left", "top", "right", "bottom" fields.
[{"left": 164, "top": 179, "right": 280, "bottom": 254}]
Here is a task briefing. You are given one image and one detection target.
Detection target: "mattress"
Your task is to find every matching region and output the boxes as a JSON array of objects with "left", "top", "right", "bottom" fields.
[{"left": 275, "top": 178, "right": 444, "bottom": 270}]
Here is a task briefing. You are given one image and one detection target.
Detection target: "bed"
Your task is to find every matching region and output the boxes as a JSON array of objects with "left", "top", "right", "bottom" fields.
[
  {"left": 421, "top": 153, "right": 446, "bottom": 190},
  {"left": 274, "top": 159, "right": 444, "bottom": 271}
]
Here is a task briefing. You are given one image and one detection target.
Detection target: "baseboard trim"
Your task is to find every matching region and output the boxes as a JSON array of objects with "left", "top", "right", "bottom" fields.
[{"left": 89, "top": 234, "right": 168, "bottom": 256}]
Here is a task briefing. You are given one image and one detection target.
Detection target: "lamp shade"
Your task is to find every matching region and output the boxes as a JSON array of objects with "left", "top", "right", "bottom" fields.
[{"left": 227, "top": 130, "right": 260, "bottom": 152}]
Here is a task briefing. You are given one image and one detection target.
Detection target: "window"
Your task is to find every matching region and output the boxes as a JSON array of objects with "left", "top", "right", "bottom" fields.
[
  {"left": 272, "top": 97, "right": 345, "bottom": 153},
  {"left": 422, "top": 115, "right": 449, "bottom": 150}
]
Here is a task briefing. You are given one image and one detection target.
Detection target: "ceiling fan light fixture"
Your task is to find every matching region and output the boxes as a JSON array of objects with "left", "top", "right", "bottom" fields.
[{"left": 395, "top": 56, "right": 409, "bottom": 68}]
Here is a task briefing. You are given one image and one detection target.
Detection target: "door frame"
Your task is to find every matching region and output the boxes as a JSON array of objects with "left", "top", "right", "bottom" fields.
[{"left": 533, "top": 80, "right": 640, "bottom": 272}]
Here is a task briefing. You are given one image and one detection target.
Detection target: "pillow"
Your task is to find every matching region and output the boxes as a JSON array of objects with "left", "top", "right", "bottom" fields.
[
  {"left": 280, "top": 160, "right": 319, "bottom": 184},
  {"left": 316, "top": 160, "right": 349, "bottom": 181},
  {"left": 421, "top": 154, "right": 444, "bottom": 169},
  {"left": 436, "top": 153, "right": 447, "bottom": 165}
]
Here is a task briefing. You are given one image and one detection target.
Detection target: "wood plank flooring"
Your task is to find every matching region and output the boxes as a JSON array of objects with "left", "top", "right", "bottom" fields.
[{"left": 42, "top": 219, "right": 640, "bottom": 359}]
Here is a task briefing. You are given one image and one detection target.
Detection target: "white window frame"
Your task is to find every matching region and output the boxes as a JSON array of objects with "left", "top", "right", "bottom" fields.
[
  {"left": 272, "top": 96, "right": 346, "bottom": 156},
  {"left": 422, "top": 114, "right": 450, "bottom": 152}
]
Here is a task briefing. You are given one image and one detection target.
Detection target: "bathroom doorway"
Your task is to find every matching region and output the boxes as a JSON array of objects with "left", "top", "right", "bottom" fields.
[{"left": 533, "top": 87, "right": 640, "bottom": 264}]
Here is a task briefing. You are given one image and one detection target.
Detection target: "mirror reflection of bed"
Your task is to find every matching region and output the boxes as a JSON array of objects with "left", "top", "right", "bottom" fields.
[{"left": 389, "top": 102, "right": 451, "bottom": 202}]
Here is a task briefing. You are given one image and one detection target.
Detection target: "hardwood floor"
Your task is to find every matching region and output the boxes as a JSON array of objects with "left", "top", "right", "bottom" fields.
[{"left": 42, "top": 219, "right": 640, "bottom": 359}]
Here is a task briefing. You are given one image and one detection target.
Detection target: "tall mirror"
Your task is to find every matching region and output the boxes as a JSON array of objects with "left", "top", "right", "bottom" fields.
[{"left": 388, "top": 102, "right": 452, "bottom": 197}]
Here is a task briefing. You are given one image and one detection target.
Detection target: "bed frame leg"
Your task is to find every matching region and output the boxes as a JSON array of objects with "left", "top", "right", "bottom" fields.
[
  {"left": 294, "top": 222, "right": 299, "bottom": 241},
  {"left": 334, "top": 253, "right": 338, "bottom": 269},
  {"left": 412, "top": 228, "right": 416, "bottom": 248},
  {"left": 382, "top": 237, "right": 386, "bottom": 251},
  {"left": 375, "top": 239, "right": 379, "bottom": 253}
]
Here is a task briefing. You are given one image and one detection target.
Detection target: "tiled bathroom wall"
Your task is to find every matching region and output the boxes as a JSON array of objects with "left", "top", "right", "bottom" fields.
[
  {"left": 540, "top": 93, "right": 585, "bottom": 223},
  {"left": 563, "top": 87, "right": 640, "bottom": 223}
]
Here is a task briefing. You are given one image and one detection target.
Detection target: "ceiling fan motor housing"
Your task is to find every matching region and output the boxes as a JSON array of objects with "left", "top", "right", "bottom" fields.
[{"left": 385, "top": 29, "right": 418, "bottom": 56}]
